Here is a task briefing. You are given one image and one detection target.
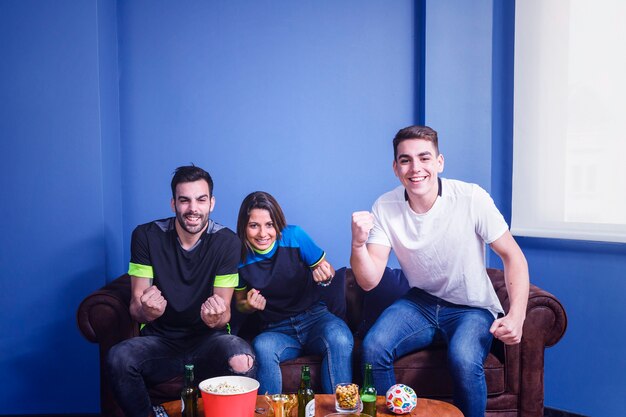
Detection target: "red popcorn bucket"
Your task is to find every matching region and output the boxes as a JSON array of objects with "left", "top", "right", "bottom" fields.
[{"left": 198, "top": 376, "right": 259, "bottom": 417}]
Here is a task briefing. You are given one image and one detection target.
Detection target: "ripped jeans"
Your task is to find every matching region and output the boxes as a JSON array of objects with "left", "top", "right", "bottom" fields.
[{"left": 106, "top": 331, "right": 255, "bottom": 417}]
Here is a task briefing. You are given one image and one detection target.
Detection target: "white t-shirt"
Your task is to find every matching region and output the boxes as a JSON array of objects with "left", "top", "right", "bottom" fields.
[{"left": 368, "top": 178, "right": 508, "bottom": 317}]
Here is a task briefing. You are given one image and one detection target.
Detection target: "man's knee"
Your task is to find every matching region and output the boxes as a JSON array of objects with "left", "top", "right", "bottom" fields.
[
  {"left": 362, "top": 329, "right": 386, "bottom": 353},
  {"left": 323, "top": 322, "right": 353, "bottom": 350},
  {"left": 335, "top": 330, "right": 354, "bottom": 350},
  {"left": 106, "top": 342, "right": 130, "bottom": 374},
  {"left": 229, "top": 354, "right": 254, "bottom": 374},
  {"left": 362, "top": 333, "right": 392, "bottom": 366},
  {"left": 448, "top": 349, "right": 485, "bottom": 378},
  {"left": 252, "top": 334, "right": 277, "bottom": 358}
]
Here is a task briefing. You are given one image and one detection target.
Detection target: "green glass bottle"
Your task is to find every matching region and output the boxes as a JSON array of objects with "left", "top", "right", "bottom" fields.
[
  {"left": 361, "top": 363, "right": 377, "bottom": 417},
  {"left": 181, "top": 364, "right": 198, "bottom": 417},
  {"left": 297, "top": 365, "right": 315, "bottom": 417}
]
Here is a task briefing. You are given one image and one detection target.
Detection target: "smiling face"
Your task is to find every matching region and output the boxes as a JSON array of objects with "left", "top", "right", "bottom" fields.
[
  {"left": 245, "top": 208, "right": 277, "bottom": 252},
  {"left": 393, "top": 138, "right": 444, "bottom": 212},
  {"left": 171, "top": 179, "right": 214, "bottom": 239}
]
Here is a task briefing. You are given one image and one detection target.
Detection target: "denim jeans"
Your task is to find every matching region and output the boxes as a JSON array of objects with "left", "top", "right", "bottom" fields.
[
  {"left": 106, "top": 331, "right": 255, "bottom": 417},
  {"left": 362, "top": 288, "right": 495, "bottom": 417},
  {"left": 253, "top": 303, "right": 353, "bottom": 394}
]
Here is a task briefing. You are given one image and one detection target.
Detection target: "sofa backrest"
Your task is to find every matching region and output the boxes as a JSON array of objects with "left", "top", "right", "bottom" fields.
[{"left": 318, "top": 266, "right": 347, "bottom": 319}]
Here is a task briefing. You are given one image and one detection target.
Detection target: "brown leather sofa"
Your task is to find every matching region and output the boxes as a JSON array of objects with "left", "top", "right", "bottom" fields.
[{"left": 77, "top": 268, "right": 567, "bottom": 417}]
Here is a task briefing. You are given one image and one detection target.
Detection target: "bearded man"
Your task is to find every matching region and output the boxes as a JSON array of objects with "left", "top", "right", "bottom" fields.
[{"left": 106, "top": 165, "right": 255, "bottom": 417}]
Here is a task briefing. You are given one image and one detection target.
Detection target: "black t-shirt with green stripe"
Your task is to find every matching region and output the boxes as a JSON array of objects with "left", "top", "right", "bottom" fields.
[{"left": 129, "top": 217, "right": 240, "bottom": 339}]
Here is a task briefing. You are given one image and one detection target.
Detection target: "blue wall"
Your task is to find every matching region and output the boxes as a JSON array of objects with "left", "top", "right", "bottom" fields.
[
  {"left": 1, "top": 1, "right": 624, "bottom": 416},
  {"left": 424, "top": 0, "right": 494, "bottom": 189},
  {"left": 115, "top": 0, "right": 416, "bottom": 271},
  {"left": 0, "top": 0, "right": 415, "bottom": 414},
  {"left": 0, "top": 0, "right": 105, "bottom": 412}
]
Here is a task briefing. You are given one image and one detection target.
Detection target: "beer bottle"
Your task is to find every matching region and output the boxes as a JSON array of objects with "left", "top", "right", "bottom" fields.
[
  {"left": 181, "top": 364, "right": 198, "bottom": 417},
  {"left": 361, "top": 363, "right": 377, "bottom": 416},
  {"left": 297, "top": 365, "right": 315, "bottom": 417}
]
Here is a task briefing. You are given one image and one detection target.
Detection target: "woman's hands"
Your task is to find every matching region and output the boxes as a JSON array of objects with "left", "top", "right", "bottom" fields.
[
  {"left": 235, "top": 287, "right": 265, "bottom": 313},
  {"left": 312, "top": 258, "right": 335, "bottom": 286},
  {"left": 245, "top": 288, "right": 267, "bottom": 311}
]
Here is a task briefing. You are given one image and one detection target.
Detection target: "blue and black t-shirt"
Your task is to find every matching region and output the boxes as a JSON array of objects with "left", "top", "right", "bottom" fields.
[
  {"left": 128, "top": 218, "right": 240, "bottom": 339},
  {"left": 237, "top": 225, "right": 325, "bottom": 324}
]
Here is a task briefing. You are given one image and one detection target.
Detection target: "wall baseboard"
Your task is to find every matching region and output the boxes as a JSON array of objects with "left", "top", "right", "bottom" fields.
[
  {"left": 545, "top": 406, "right": 590, "bottom": 417},
  {"left": 0, "top": 415, "right": 99, "bottom": 417}
]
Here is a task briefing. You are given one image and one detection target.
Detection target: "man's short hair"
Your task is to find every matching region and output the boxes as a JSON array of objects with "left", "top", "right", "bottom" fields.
[
  {"left": 171, "top": 165, "right": 214, "bottom": 198},
  {"left": 392, "top": 125, "right": 439, "bottom": 159}
]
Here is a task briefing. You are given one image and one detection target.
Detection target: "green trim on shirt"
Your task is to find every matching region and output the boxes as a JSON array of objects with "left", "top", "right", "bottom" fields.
[
  {"left": 252, "top": 241, "right": 276, "bottom": 255},
  {"left": 129, "top": 263, "right": 154, "bottom": 278},
  {"left": 214, "top": 273, "right": 239, "bottom": 288}
]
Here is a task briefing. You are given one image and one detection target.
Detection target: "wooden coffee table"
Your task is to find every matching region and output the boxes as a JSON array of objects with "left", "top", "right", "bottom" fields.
[
  {"left": 162, "top": 394, "right": 462, "bottom": 417},
  {"left": 161, "top": 396, "right": 269, "bottom": 416},
  {"left": 314, "top": 394, "right": 462, "bottom": 417}
]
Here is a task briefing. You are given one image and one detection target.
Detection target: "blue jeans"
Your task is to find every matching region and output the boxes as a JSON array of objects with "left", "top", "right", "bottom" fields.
[
  {"left": 106, "top": 331, "right": 255, "bottom": 417},
  {"left": 362, "top": 288, "right": 495, "bottom": 417},
  {"left": 253, "top": 303, "right": 353, "bottom": 394}
]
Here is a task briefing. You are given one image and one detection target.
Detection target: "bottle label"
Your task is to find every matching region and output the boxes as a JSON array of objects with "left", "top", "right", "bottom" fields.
[{"left": 305, "top": 399, "right": 315, "bottom": 417}]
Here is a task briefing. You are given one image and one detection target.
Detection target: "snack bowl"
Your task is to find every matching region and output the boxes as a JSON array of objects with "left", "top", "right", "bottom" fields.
[
  {"left": 335, "top": 382, "right": 361, "bottom": 412},
  {"left": 199, "top": 375, "right": 259, "bottom": 417}
]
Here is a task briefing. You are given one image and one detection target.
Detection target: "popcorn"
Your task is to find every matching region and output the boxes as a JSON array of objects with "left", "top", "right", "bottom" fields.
[
  {"left": 335, "top": 383, "right": 359, "bottom": 410},
  {"left": 205, "top": 381, "right": 246, "bottom": 394}
]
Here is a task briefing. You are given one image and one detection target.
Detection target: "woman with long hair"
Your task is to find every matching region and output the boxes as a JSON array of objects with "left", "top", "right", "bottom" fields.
[{"left": 235, "top": 191, "right": 353, "bottom": 394}]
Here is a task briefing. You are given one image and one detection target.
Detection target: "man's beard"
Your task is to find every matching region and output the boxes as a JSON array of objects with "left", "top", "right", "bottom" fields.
[{"left": 175, "top": 210, "right": 209, "bottom": 235}]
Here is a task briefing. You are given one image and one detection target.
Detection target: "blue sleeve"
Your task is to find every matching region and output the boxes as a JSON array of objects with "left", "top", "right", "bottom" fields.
[{"left": 285, "top": 225, "right": 325, "bottom": 267}]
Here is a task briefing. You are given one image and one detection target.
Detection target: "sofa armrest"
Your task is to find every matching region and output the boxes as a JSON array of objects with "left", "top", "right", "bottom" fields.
[
  {"left": 76, "top": 274, "right": 139, "bottom": 350},
  {"left": 488, "top": 268, "right": 567, "bottom": 347},
  {"left": 487, "top": 268, "right": 567, "bottom": 417},
  {"left": 77, "top": 274, "right": 180, "bottom": 417}
]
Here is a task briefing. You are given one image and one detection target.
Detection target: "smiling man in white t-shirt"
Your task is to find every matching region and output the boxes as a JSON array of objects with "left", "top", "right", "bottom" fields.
[{"left": 350, "top": 125, "right": 529, "bottom": 417}]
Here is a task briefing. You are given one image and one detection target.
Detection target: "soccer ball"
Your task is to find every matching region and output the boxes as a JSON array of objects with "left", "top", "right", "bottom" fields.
[{"left": 385, "top": 384, "right": 417, "bottom": 414}]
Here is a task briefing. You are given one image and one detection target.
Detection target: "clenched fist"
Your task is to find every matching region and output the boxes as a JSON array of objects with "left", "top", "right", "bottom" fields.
[
  {"left": 139, "top": 285, "right": 167, "bottom": 322},
  {"left": 246, "top": 288, "right": 266, "bottom": 311},
  {"left": 490, "top": 314, "right": 524, "bottom": 345},
  {"left": 200, "top": 293, "right": 228, "bottom": 328},
  {"left": 351, "top": 211, "right": 374, "bottom": 248}
]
